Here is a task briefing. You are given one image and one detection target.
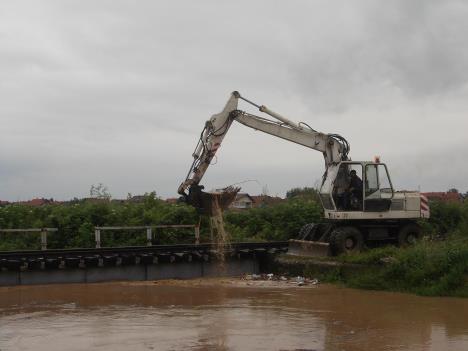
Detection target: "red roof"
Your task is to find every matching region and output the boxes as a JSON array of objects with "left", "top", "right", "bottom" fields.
[
  {"left": 18, "top": 198, "right": 54, "bottom": 206},
  {"left": 251, "top": 195, "right": 285, "bottom": 207},
  {"left": 422, "top": 192, "right": 461, "bottom": 203}
]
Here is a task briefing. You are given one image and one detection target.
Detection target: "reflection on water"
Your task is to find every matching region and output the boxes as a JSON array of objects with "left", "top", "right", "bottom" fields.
[{"left": 1, "top": 281, "right": 468, "bottom": 350}]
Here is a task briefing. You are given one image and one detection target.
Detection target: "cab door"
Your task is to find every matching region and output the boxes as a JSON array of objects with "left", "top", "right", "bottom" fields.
[{"left": 364, "top": 163, "right": 394, "bottom": 211}]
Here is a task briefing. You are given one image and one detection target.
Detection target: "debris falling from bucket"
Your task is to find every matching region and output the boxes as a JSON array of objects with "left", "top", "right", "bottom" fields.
[{"left": 207, "top": 187, "right": 239, "bottom": 265}]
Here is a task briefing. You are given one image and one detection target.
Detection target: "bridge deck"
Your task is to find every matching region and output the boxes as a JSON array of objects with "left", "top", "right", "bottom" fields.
[{"left": 0, "top": 242, "right": 288, "bottom": 286}]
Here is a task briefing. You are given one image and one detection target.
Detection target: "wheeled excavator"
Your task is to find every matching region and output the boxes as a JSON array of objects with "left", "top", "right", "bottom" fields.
[{"left": 178, "top": 91, "right": 430, "bottom": 256}]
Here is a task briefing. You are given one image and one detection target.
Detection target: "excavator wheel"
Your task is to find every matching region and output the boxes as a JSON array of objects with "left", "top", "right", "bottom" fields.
[
  {"left": 297, "top": 223, "right": 317, "bottom": 241},
  {"left": 398, "top": 223, "right": 422, "bottom": 247},
  {"left": 330, "top": 226, "right": 364, "bottom": 255}
]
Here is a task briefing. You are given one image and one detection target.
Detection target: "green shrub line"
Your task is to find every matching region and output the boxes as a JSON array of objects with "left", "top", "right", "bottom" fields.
[{"left": 0, "top": 191, "right": 322, "bottom": 250}]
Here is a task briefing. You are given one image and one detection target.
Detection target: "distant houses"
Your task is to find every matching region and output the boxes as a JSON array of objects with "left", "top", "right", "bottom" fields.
[
  {"left": 165, "top": 198, "right": 179, "bottom": 205},
  {"left": 1, "top": 189, "right": 465, "bottom": 208},
  {"left": 250, "top": 195, "right": 285, "bottom": 208},
  {"left": 422, "top": 191, "right": 464, "bottom": 203},
  {"left": 227, "top": 193, "right": 285, "bottom": 209},
  {"left": 19, "top": 198, "right": 57, "bottom": 206},
  {"left": 163, "top": 192, "right": 286, "bottom": 210}
]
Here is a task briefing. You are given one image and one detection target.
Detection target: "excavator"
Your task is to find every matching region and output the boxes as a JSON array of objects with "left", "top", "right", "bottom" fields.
[{"left": 178, "top": 91, "right": 430, "bottom": 256}]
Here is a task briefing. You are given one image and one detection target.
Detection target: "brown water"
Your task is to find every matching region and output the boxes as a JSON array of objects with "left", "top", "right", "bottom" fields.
[{"left": 1, "top": 279, "right": 468, "bottom": 351}]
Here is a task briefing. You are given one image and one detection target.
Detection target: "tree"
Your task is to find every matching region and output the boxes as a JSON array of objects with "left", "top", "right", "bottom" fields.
[
  {"left": 286, "top": 187, "right": 320, "bottom": 202},
  {"left": 90, "top": 183, "right": 111, "bottom": 200}
]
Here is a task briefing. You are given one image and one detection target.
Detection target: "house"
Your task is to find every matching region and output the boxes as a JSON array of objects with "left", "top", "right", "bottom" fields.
[
  {"left": 230, "top": 193, "right": 254, "bottom": 209},
  {"left": 165, "top": 198, "right": 179, "bottom": 204},
  {"left": 422, "top": 191, "right": 462, "bottom": 203},
  {"left": 0, "top": 200, "right": 9, "bottom": 206},
  {"left": 251, "top": 195, "right": 285, "bottom": 208},
  {"left": 19, "top": 198, "right": 55, "bottom": 206}
]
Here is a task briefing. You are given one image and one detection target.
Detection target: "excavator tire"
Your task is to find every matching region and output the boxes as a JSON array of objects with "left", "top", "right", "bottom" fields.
[
  {"left": 398, "top": 223, "right": 422, "bottom": 247},
  {"left": 297, "top": 223, "right": 317, "bottom": 241},
  {"left": 330, "top": 226, "right": 363, "bottom": 255}
]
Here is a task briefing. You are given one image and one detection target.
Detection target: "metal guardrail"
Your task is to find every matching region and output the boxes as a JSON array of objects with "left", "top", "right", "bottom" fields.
[
  {"left": 94, "top": 225, "right": 200, "bottom": 248},
  {"left": 0, "top": 228, "right": 58, "bottom": 251}
]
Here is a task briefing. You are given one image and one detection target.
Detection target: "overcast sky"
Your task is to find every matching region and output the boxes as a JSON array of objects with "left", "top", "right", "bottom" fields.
[{"left": 1, "top": 0, "right": 467, "bottom": 201}]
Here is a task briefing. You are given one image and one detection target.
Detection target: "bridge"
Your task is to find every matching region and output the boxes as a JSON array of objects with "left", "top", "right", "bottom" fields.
[{"left": 0, "top": 241, "right": 288, "bottom": 286}]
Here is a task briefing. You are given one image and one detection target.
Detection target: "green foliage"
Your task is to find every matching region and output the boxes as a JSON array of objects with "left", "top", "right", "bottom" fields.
[
  {"left": 225, "top": 198, "right": 322, "bottom": 241},
  {"left": 337, "top": 246, "right": 400, "bottom": 265},
  {"left": 89, "top": 183, "right": 111, "bottom": 200},
  {"left": 427, "top": 201, "right": 466, "bottom": 235},
  {"left": 344, "top": 237, "right": 468, "bottom": 296},
  {"left": 0, "top": 193, "right": 199, "bottom": 250},
  {"left": 285, "top": 187, "right": 321, "bottom": 203},
  {"left": 0, "top": 190, "right": 324, "bottom": 250}
]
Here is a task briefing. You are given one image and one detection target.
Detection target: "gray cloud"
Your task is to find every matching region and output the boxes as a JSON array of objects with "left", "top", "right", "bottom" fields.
[{"left": 1, "top": 0, "right": 467, "bottom": 201}]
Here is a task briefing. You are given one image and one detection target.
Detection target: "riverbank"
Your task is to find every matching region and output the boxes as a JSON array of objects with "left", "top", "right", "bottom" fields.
[{"left": 273, "top": 236, "right": 468, "bottom": 297}]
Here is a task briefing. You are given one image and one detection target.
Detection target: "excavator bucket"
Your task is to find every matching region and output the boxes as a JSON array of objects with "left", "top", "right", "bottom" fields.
[
  {"left": 186, "top": 185, "right": 240, "bottom": 216},
  {"left": 287, "top": 239, "right": 331, "bottom": 257}
]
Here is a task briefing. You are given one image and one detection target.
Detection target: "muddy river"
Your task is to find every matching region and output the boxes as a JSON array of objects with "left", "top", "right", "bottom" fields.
[{"left": 1, "top": 279, "right": 468, "bottom": 351}]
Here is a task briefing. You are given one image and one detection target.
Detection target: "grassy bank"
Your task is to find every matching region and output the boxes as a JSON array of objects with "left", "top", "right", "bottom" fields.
[{"left": 275, "top": 231, "right": 468, "bottom": 297}]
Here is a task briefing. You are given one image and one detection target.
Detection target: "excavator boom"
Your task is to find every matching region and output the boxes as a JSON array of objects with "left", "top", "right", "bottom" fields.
[{"left": 178, "top": 91, "right": 349, "bottom": 215}]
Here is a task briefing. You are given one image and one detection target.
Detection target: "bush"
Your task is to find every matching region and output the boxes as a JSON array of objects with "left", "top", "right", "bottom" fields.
[
  {"left": 0, "top": 194, "right": 200, "bottom": 250},
  {"left": 225, "top": 198, "right": 322, "bottom": 241}
]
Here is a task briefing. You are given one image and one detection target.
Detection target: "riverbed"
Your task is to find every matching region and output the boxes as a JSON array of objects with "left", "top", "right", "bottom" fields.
[{"left": 1, "top": 279, "right": 468, "bottom": 350}]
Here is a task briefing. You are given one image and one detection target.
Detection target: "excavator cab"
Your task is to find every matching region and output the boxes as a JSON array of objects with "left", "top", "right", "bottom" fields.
[{"left": 323, "top": 161, "right": 394, "bottom": 214}]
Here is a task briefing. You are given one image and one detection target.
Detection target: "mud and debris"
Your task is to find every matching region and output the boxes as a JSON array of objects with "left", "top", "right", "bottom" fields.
[
  {"left": 241, "top": 273, "right": 320, "bottom": 287},
  {"left": 207, "top": 186, "right": 240, "bottom": 263}
]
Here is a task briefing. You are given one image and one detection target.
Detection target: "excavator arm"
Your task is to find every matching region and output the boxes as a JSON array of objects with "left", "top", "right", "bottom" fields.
[{"left": 178, "top": 91, "right": 349, "bottom": 214}]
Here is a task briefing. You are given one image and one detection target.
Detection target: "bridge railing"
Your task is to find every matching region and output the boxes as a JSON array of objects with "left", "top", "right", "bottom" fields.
[
  {"left": 94, "top": 225, "right": 200, "bottom": 248},
  {"left": 0, "top": 228, "right": 58, "bottom": 250}
]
